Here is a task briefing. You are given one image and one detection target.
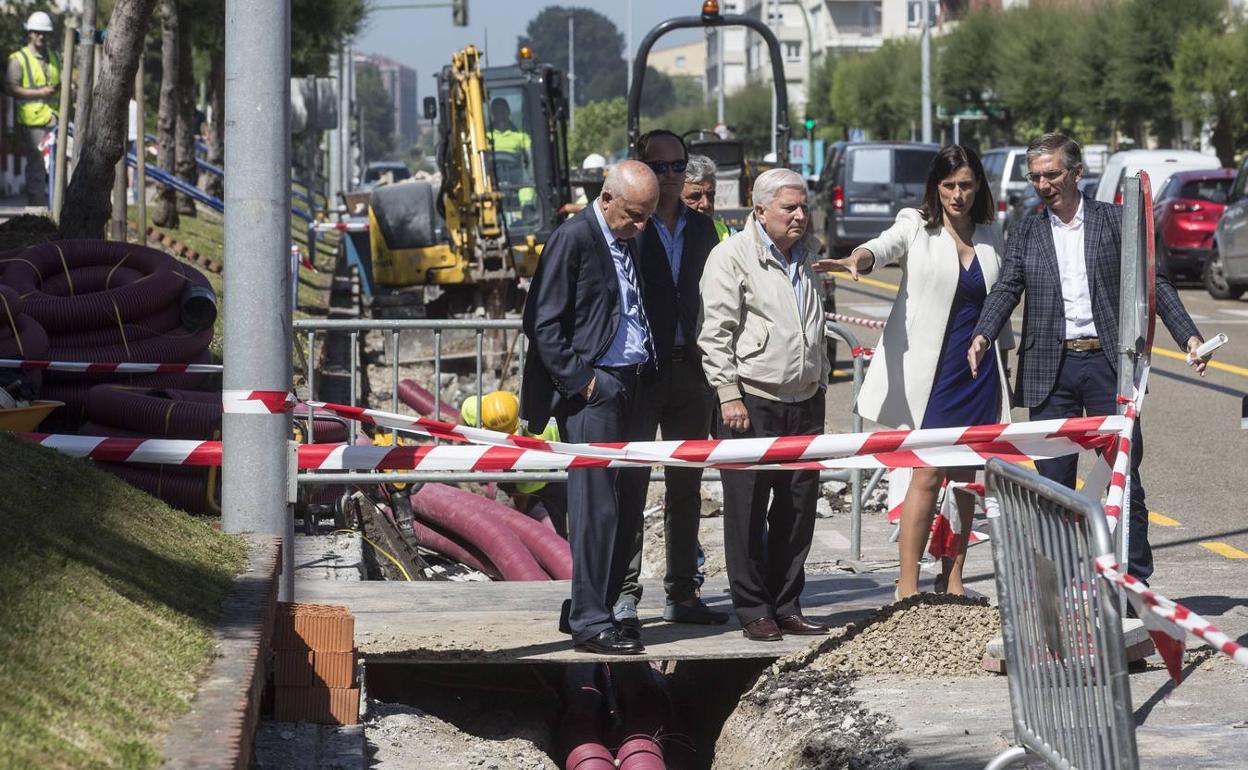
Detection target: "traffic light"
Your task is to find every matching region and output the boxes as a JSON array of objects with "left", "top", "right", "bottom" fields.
[
  {"left": 804, "top": 117, "right": 816, "bottom": 134},
  {"left": 452, "top": 0, "right": 468, "bottom": 27}
]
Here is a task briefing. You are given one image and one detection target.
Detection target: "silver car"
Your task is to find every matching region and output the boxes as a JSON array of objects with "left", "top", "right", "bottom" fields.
[{"left": 1206, "top": 155, "right": 1248, "bottom": 300}]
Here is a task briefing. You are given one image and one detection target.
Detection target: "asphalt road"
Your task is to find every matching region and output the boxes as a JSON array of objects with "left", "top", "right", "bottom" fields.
[{"left": 826, "top": 267, "right": 1248, "bottom": 642}]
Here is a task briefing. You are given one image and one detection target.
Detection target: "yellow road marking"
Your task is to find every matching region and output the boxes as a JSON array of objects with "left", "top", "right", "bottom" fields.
[
  {"left": 1149, "top": 511, "right": 1181, "bottom": 527},
  {"left": 827, "top": 274, "right": 902, "bottom": 293},
  {"left": 1074, "top": 478, "right": 1084, "bottom": 490},
  {"left": 1200, "top": 542, "right": 1248, "bottom": 559},
  {"left": 1152, "top": 347, "right": 1248, "bottom": 378}
]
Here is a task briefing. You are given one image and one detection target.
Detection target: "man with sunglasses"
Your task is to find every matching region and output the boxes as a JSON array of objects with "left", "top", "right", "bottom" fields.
[
  {"left": 968, "top": 133, "right": 1206, "bottom": 583},
  {"left": 5, "top": 12, "right": 59, "bottom": 206},
  {"left": 615, "top": 129, "right": 729, "bottom": 631}
]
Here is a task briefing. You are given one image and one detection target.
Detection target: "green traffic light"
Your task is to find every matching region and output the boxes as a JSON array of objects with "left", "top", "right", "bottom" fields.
[{"left": 804, "top": 118, "right": 815, "bottom": 130}]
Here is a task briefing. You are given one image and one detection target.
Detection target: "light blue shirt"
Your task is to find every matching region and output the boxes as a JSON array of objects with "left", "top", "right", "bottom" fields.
[
  {"left": 652, "top": 206, "right": 689, "bottom": 344},
  {"left": 593, "top": 199, "right": 651, "bottom": 367},
  {"left": 755, "top": 220, "right": 804, "bottom": 307}
]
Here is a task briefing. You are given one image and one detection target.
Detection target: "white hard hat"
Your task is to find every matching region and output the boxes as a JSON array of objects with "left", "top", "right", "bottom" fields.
[
  {"left": 581, "top": 153, "right": 606, "bottom": 170},
  {"left": 25, "top": 12, "right": 54, "bottom": 32}
]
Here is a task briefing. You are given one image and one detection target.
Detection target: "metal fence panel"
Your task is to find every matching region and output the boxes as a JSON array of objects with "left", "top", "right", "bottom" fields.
[{"left": 985, "top": 458, "right": 1137, "bottom": 770}]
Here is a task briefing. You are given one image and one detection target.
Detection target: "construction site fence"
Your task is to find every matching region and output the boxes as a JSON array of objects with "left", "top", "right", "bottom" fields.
[
  {"left": 984, "top": 457, "right": 1136, "bottom": 770},
  {"left": 291, "top": 317, "right": 875, "bottom": 557}
]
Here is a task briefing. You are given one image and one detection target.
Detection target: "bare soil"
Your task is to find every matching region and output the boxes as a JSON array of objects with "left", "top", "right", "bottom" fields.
[{"left": 366, "top": 701, "right": 557, "bottom": 770}]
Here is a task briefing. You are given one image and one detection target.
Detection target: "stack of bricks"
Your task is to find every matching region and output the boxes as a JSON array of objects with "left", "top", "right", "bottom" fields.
[{"left": 272, "top": 603, "right": 360, "bottom": 725}]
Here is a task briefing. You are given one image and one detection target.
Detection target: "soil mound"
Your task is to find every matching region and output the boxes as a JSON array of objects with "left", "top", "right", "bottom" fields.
[
  {"left": 811, "top": 593, "right": 1000, "bottom": 677},
  {"left": 712, "top": 665, "right": 907, "bottom": 770}
]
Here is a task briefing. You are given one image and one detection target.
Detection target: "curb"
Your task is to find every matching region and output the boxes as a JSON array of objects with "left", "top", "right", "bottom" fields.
[
  {"left": 160, "top": 534, "right": 282, "bottom": 770},
  {"left": 144, "top": 224, "right": 224, "bottom": 274}
]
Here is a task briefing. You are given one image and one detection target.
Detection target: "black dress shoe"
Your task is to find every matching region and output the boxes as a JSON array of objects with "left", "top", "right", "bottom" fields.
[
  {"left": 776, "top": 613, "right": 830, "bottom": 635},
  {"left": 619, "top": 623, "right": 641, "bottom": 641},
  {"left": 574, "top": 627, "right": 645, "bottom": 655},
  {"left": 558, "top": 599, "right": 572, "bottom": 635},
  {"left": 742, "top": 617, "right": 783, "bottom": 641},
  {"left": 664, "top": 597, "right": 730, "bottom": 625}
]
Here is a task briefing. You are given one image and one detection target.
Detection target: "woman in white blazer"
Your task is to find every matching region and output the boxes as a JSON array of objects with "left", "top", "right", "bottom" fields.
[{"left": 818, "top": 145, "right": 1013, "bottom": 600}]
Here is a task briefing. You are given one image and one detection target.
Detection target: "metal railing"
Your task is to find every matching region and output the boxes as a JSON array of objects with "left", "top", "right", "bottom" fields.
[
  {"left": 984, "top": 457, "right": 1137, "bottom": 770},
  {"left": 292, "top": 318, "right": 874, "bottom": 546}
]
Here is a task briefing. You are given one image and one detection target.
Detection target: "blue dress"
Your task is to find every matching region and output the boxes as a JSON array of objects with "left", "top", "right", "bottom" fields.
[{"left": 921, "top": 255, "right": 1000, "bottom": 430}]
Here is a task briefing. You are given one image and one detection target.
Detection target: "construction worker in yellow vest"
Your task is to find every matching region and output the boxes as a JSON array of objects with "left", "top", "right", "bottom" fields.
[
  {"left": 488, "top": 97, "right": 537, "bottom": 212},
  {"left": 461, "top": 390, "right": 568, "bottom": 536},
  {"left": 682, "top": 154, "right": 734, "bottom": 241},
  {"left": 5, "top": 12, "right": 59, "bottom": 206}
]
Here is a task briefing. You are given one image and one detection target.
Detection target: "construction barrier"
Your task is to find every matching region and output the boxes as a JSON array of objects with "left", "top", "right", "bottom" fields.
[{"left": 0, "top": 358, "right": 222, "bottom": 374}]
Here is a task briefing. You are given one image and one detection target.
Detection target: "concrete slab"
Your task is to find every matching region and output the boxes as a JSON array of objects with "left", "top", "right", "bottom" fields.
[{"left": 295, "top": 572, "right": 897, "bottom": 663}]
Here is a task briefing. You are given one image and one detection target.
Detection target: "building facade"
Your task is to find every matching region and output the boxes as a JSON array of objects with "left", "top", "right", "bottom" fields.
[{"left": 358, "top": 53, "right": 419, "bottom": 148}]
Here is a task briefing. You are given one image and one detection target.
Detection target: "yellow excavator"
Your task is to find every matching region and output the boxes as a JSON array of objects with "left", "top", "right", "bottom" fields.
[{"left": 367, "top": 45, "right": 573, "bottom": 317}]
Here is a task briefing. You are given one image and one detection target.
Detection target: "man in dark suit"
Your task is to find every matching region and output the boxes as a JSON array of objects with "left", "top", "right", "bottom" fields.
[
  {"left": 615, "top": 130, "right": 729, "bottom": 629},
  {"left": 521, "top": 159, "right": 659, "bottom": 655},
  {"left": 968, "top": 133, "right": 1207, "bottom": 581}
]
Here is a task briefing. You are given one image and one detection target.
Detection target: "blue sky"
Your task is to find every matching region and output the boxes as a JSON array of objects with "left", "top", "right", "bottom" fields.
[{"left": 357, "top": 1, "right": 704, "bottom": 101}]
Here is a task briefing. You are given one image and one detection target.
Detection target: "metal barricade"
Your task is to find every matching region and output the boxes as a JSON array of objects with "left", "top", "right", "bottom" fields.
[
  {"left": 984, "top": 457, "right": 1137, "bottom": 770},
  {"left": 825, "top": 320, "right": 879, "bottom": 561}
]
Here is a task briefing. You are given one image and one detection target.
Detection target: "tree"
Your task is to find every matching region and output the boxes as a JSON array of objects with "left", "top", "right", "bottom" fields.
[
  {"left": 173, "top": 0, "right": 196, "bottom": 215},
  {"left": 1170, "top": 25, "right": 1248, "bottom": 167},
  {"left": 585, "top": 64, "right": 676, "bottom": 117},
  {"left": 152, "top": 0, "right": 180, "bottom": 228},
  {"left": 520, "top": 6, "right": 623, "bottom": 107},
  {"left": 291, "top": 0, "right": 366, "bottom": 76},
  {"left": 993, "top": 7, "right": 1079, "bottom": 141},
  {"left": 60, "top": 0, "right": 160, "bottom": 239},
  {"left": 937, "top": 9, "right": 1011, "bottom": 141},
  {"left": 723, "top": 82, "right": 773, "bottom": 157},
  {"left": 1105, "top": 0, "right": 1223, "bottom": 146},
  {"left": 569, "top": 97, "right": 627, "bottom": 162}
]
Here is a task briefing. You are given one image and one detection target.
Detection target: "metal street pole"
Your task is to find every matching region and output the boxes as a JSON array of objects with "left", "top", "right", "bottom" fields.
[
  {"left": 223, "top": 0, "right": 294, "bottom": 601},
  {"left": 769, "top": 0, "right": 777, "bottom": 157},
  {"left": 715, "top": 28, "right": 724, "bottom": 125},
  {"left": 626, "top": 0, "right": 633, "bottom": 96},
  {"left": 327, "top": 52, "right": 341, "bottom": 201},
  {"left": 920, "top": 0, "right": 932, "bottom": 144},
  {"left": 72, "top": 0, "right": 98, "bottom": 175},
  {"left": 568, "top": 14, "right": 576, "bottom": 134},
  {"left": 136, "top": 56, "right": 146, "bottom": 238},
  {"left": 341, "top": 42, "right": 352, "bottom": 192}
]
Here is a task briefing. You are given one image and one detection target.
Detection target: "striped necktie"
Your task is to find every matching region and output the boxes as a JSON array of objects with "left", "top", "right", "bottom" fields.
[{"left": 615, "top": 238, "right": 655, "bottom": 364}]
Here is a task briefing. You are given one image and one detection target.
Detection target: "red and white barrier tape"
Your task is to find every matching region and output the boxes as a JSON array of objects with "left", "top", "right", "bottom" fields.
[
  {"left": 222, "top": 390, "right": 296, "bottom": 414},
  {"left": 311, "top": 221, "right": 369, "bottom": 233},
  {"left": 826, "top": 312, "right": 887, "bottom": 330},
  {"left": 302, "top": 398, "right": 1125, "bottom": 469},
  {"left": 0, "top": 358, "right": 222, "bottom": 374},
  {"left": 1094, "top": 554, "right": 1248, "bottom": 679}
]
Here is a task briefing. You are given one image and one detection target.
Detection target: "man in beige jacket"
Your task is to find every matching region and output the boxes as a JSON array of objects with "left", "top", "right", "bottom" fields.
[{"left": 698, "top": 168, "right": 831, "bottom": 642}]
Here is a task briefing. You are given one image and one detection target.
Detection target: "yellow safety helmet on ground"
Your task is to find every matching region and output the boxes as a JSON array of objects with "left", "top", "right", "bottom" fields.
[{"left": 460, "top": 390, "right": 520, "bottom": 434}]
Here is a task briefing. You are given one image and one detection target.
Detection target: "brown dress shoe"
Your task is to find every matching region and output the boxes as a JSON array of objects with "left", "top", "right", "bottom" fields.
[
  {"left": 742, "top": 616, "right": 783, "bottom": 641},
  {"left": 776, "top": 614, "right": 830, "bottom": 635}
]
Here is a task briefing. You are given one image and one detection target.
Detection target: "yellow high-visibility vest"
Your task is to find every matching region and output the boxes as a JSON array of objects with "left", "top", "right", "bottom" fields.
[
  {"left": 10, "top": 45, "right": 59, "bottom": 127},
  {"left": 490, "top": 127, "right": 531, "bottom": 155}
]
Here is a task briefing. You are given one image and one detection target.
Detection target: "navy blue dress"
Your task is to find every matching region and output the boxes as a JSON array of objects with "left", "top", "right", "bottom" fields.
[{"left": 921, "top": 255, "right": 1000, "bottom": 430}]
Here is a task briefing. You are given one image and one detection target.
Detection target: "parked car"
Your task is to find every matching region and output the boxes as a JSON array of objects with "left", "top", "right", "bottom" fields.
[
  {"left": 359, "top": 161, "right": 412, "bottom": 191},
  {"left": 1206, "top": 156, "right": 1248, "bottom": 299},
  {"left": 980, "top": 146, "right": 1029, "bottom": 226},
  {"left": 1094, "top": 149, "right": 1220, "bottom": 205},
  {"left": 1152, "top": 168, "right": 1236, "bottom": 280},
  {"left": 813, "top": 141, "right": 939, "bottom": 255}
]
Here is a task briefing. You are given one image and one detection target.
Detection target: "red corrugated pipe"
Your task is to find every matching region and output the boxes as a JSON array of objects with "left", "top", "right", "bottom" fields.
[
  {"left": 397, "top": 378, "right": 461, "bottom": 423},
  {"left": 406, "top": 483, "right": 548, "bottom": 581}
]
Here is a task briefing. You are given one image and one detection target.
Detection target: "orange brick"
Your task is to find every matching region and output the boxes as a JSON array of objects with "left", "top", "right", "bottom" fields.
[
  {"left": 274, "top": 651, "right": 314, "bottom": 687},
  {"left": 274, "top": 603, "right": 354, "bottom": 651},
  {"left": 274, "top": 686, "right": 360, "bottom": 725},
  {"left": 311, "top": 650, "right": 356, "bottom": 688}
]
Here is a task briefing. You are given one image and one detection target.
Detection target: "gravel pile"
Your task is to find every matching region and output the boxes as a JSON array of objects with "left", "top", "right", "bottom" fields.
[
  {"left": 811, "top": 593, "right": 1001, "bottom": 677},
  {"left": 713, "top": 665, "right": 907, "bottom": 770},
  {"left": 366, "top": 701, "right": 556, "bottom": 770}
]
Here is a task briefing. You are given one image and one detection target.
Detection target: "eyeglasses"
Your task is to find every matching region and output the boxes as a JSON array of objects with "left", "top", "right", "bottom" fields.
[
  {"left": 1026, "top": 168, "right": 1070, "bottom": 184},
  {"left": 647, "top": 159, "right": 687, "bottom": 175}
]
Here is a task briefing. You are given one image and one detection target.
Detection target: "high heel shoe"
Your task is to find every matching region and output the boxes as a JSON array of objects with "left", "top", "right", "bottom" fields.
[{"left": 934, "top": 574, "right": 948, "bottom": 594}]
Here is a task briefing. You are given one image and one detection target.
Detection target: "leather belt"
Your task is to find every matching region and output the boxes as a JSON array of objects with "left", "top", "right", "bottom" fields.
[
  {"left": 600, "top": 362, "right": 646, "bottom": 376},
  {"left": 1063, "top": 337, "right": 1102, "bottom": 352}
]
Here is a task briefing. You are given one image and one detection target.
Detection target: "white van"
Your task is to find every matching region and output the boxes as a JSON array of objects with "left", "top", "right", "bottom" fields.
[{"left": 1094, "top": 149, "right": 1221, "bottom": 204}]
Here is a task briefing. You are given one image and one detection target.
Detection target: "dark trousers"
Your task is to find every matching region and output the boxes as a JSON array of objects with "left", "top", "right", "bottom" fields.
[
  {"left": 563, "top": 366, "right": 642, "bottom": 643},
  {"left": 21, "top": 124, "right": 52, "bottom": 206},
  {"left": 618, "top": 354, "right": 712, "bottom": 605},
  {"left": 719, "top": 392, "right": 825, "bottom": 625},
  {"left": 1030, "top": 349, "right": 1151, "bottom": 580}
]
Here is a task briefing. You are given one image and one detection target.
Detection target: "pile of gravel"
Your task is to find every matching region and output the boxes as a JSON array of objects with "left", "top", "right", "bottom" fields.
[
  {"left": 712, "top": 665, "right": 907, "bottom": 770},
  {"left": 811, "top": 593, "right": 1001, "bottom": 677},
  {"left": 366, "top": 701, "right": 556, "bottom": 770}
]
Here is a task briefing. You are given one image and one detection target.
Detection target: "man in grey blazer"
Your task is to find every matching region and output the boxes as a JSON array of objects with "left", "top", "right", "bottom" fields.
[{"left": 968, "top": 133, "right": 1206, "bottom": 582}]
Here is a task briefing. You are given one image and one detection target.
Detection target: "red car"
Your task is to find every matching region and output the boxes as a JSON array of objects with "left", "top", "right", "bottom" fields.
[{"left": 1153, "top": 168, "right": 1236, "bottom": 279}]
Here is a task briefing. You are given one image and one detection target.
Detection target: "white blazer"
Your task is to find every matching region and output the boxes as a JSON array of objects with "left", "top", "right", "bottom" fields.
[{"left": 853, "top": 208, "right": 1014, "bottom": 430}]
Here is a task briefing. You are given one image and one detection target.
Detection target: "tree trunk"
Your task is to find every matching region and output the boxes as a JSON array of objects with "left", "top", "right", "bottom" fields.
[
  {"left": 59, "top": 0, "right": 160, "bottom": 240},
  {"left": 74, "top": 0, "right": 100, "bottom": 141},
  {"left": 173, "top": 3, "right": 197, "bottom": 216},
  {"left": 152, "top": 0, "right": 179, "bottom": 228},
  {"left": 202, "top": 51, "right": 224, "bottom": 198}
]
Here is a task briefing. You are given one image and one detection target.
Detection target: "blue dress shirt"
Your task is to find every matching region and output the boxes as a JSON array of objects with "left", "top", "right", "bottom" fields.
[
  {"left": 593, "top": 199, "right": 651, "bottom": 367},
  {"left": 652, "top": 207, "right": 689, "bottom": 344}
]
